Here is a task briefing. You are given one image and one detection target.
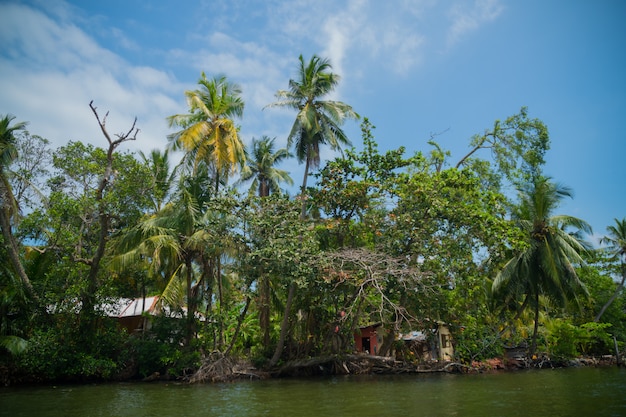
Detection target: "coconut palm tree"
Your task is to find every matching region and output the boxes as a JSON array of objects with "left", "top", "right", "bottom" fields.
[
  {"left": 239, "top": 136, "right": 293, "bottom": 197},
  {"left": 0, "top": 115, "right": 36, "bottom": 300},
  {"left": 492, "top": 176, "right": 591, "bottom": 355},
  {"left": 167, "top": 73, "right": 245, "bottom": 193},
  {"left": 268, "top": 54, "right": 358, "bottom": 216},
  {"left": 112, "top": 169, "right": 213, "bottom": 343},
  {"left": 139, "top": 148, "right": 178, "bottom": 213},
  {"left": 594, "top": 218, "right": 626, "bottom": 322}
]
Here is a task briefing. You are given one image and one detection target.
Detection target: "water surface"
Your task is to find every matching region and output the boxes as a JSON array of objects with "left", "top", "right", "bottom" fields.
[{"left": 1, "top": 367, "right": 624, "bottom": 417}]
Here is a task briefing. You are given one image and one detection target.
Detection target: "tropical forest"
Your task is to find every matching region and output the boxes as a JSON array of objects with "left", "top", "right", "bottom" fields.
[{"left": 1, "top": 55, "right": 624, "bottom": 385}]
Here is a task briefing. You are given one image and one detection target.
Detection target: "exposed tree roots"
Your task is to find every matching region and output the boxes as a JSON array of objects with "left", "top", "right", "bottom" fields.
[
  {"left": 272, "top": 354, "right": 469, "bottom": 377},
  {"left": 187, "top": 352, "right": 269, "bottom": 383},
  {"left": 187, "top": 352, "right": 619, "bottom": 384}
]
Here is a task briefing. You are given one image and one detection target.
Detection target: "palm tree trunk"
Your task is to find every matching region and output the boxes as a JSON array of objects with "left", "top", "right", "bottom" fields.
[
  {"left": 217, "top": 255, "right": 224, "bottom": 348},
  {"left": 513, "top": 294, "right": 530, "bottom": 321},
  {"left": 594, "top": 264, "right": 625, "bottom": 322},
  {"left": 0, "top": 206, "right": 37, "bottom": 301},
  {"left": 185, "top": 258, "right": 196, "bottom": 345},
  {"left": 530, "top": 293, "right": 540, "bottom": 357},
  {"left": 299, "top": 152, "right": 311, "bottom": 218}
]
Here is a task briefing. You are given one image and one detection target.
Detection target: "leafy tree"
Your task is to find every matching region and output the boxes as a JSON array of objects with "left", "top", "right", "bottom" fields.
[
  {"left": 9, "top": 131, "right": 50, "bottom": 212},
  {"left": 594, "top": 217, "right": 626, "bottom": 322},
  {"left": 492, "top": 176, "right": 591, "bottom": 355},
  {"left": 268, "top": 54, "right": 359, "bottom": 216},
  {"left": 455, "top": 107, "right": 550, "bottom": 188},
  {"left": 237, "top": 136, "right": 293, "bottom": 346},
  {"left": 167, "top": 73, "right": 245, "bottom": 193},
  {"left": 239, "top": 195, "right": 320, "bottom": 366},
  {"left": 311, "top": 118, "right": 408, "bottom": 249},
  {"left": 30, "top": 102, "right": 146, "bottom": 337}
]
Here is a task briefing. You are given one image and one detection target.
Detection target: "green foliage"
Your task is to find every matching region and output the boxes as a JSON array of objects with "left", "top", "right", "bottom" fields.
[
  {"left": 454, "top": 320, "right": 504, "bottom": 363},
  {"left": 544, "top": 319, "right": 613, "bottom": 359},
  {"left": 544, "top": 319, "right": 581, "bottom": 359},
  {"left": 579, "top": 322, "right": 613, "bottom": 355},
  {"left": 17, "top": 320, "right": 129, "bottom": 382},
  {"left": 131, "top": 315, "right": 200, "bottom": 378},
  {"left": 457, "top": 107, "right": 550, "bottom": 187}
]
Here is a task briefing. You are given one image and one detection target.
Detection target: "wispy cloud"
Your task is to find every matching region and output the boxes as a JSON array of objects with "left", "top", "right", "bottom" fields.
[{"left": 446, "top": 0, "right": 504, "bottom": 47}]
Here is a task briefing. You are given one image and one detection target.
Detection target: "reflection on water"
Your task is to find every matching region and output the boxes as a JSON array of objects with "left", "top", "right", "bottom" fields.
[{"left": 1, "top": 367, "right": 624, "bottom": 417}]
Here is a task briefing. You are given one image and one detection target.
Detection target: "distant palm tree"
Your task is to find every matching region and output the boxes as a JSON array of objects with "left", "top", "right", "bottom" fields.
[
  {"left": 139, "top": 148, "right": 178, "bottom": 212},
  {"left": 0, "top": 115, "right": 35, "bottom": 300},
  {"left": 168, "top": 73, "right": 245, "bottom": 193},
  {"left": 268, "top": 54, "right": 358, "bottom": 216},
  {"left": 594, "top": 218, "right": 626, "bottom": 322},
  {"left": 239, "top": 136, "right": 293, "bottom": 197},
  {"left": 493, "top": 176, "right": 591, "bottom": 355}
]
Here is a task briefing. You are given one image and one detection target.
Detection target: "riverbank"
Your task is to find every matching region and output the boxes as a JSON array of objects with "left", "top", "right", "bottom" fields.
[
  {"left": 179, "top": 352, "right": 622, "bottom": 384},
  {"left": 2, "top": 352, "right": 621, "bottom": 387}
]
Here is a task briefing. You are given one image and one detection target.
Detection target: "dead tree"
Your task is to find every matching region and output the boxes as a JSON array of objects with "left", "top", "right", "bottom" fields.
[
  {"left": 325, "top": 248, "right": 438, "bottom": 356},
  {"left": 79, "top": 101, "right": 138, "bottom": 331}
]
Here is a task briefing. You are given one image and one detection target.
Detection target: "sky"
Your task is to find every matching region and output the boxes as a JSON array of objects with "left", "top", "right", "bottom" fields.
[{"left": 0, "top": 0, "right": 624, "bottom": 245}]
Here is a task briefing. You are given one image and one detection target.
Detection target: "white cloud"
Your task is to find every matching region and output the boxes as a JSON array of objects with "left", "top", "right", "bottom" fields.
[
  {"left": 447, "top": 0, "right": 504, "bottom": 47},
  {"left": 0, "top": 2, "right": 180, "bottom": 154},
  {"left": 311, "top": 0, "right": 428, "bottom": 77}
]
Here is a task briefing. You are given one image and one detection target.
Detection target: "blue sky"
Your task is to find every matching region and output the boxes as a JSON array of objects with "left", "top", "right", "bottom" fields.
[{"left": 0, "top": 0, "right": 624, "bottom": 244}]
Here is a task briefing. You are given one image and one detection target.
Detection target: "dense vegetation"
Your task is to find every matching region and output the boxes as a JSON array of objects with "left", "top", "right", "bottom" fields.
[{"left": 1, "top": 55, "right": 624, "bottom": 384}]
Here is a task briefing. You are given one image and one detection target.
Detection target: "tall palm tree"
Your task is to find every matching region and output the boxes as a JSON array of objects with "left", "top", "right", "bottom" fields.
[
  {"left": 268, "top": 54, "right": 359, "bottom": 216},
  {"left": 594, "top": 218, "right": 626, "bottom": 322},
  {"left": 266, "top": 55, "right": 357, "bottom": 365},
  {"left": 239, "top": 136, "right": 293, "bottom": 197},
  {"left": 492, "top": 176, "right": 591, "bottom": 355},
  {"left": 0, "top": 115, "right": 36, "bottom": 300},
  {"left": 167, "top": 73, "right": 245, "bottom": 193}
]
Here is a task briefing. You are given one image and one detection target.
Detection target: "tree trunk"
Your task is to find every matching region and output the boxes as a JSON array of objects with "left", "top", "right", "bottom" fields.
[
  {"left": 217, "top": 255, "right": 224, "bottom": 348},
  {"left": 269, "top": 281, "right": 296, "bottom": 368},
  {"left": 186, "top": 258, "right": 195, "bottom": 344},
  {"left": 299, "top": 152, "right": 311, "bottom": 218},
  {"left": 82, "top": 101, "right": 138, "bottom": 333},
  {"left": 259, "top": 272, "right": 271, "bottom": 347},
  {"left": 529, "top": 293, "right": 540, "bottom": 357},
  {"left": 0, "top": 206, "right": 37, "bottom": 301},
  {"left": 224, "top": 296, "right": 251, "bottom": 356},
  {"left": 378, "top": 327, "right": 396, "bottom": 357},
  {"left": 594, "top": 264, "right": 625, "bottom": 322}
]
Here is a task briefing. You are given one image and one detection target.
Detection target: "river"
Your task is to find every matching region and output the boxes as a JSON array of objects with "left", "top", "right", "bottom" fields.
[{"left": 1, "top": 367, "right": 624, "bottom": 416}]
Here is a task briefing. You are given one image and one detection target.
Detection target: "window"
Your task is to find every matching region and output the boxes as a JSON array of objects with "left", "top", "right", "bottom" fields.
[{"left": 441, "top": 333, "right": 451, "bottom": 348}]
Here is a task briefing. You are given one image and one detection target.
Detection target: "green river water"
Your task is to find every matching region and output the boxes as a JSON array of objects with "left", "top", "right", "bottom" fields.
[{"left": 1, "top": 367, "right": 624, "bottom": 417}]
